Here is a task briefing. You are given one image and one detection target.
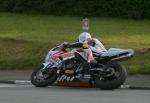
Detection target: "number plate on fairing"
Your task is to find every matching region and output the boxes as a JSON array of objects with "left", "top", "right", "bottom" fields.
[{"left": 65, "top": 70, "right": 74, "bottom": 74}]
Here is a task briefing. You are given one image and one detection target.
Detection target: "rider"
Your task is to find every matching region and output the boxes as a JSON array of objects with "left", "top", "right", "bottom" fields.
[
  {"left": 62, "top": 32, "right": 107, "bottom": 64},
  {"left": 78, "top": 32, "right": 107, "bottom": 55}
]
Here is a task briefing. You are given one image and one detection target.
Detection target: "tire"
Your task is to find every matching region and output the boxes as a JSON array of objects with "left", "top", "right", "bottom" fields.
[
  {"left": 94, "top": 62, "right": 127, "bottom": 90},
  {"left": 31, "top": 64, "right": 57, "bottom": 87}
]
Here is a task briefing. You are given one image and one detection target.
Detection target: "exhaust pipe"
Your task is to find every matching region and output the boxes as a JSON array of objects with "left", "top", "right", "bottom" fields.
[{"left": 111, "top": 53, "right": 133, "bottom": 61}]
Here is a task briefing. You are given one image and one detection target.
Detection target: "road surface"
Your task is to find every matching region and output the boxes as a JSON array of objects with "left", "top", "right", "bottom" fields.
[{"left": 0, "top": 83, "right": 150, "bottom": 103}]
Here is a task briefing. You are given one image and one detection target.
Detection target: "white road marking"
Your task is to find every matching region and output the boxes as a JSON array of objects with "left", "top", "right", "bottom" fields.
[
  {"left": 0, "top": 84, "right": 33, "bottom": 88},
  {"left": 14, "top": 80, "right": 32, "bottom": 85},
  {"left": 0, "top": 84, "right": 18, "bottom": 87}
]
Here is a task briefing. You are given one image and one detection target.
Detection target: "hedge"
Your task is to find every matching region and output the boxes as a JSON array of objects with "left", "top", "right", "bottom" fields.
[{"left": 0, "top": 0, "right": 150, "bottom": 19}]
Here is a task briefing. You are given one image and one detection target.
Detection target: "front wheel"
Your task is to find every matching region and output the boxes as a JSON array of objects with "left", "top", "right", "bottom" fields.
[
  {"left": 94, "top": 62, "right": 127, "bottom": 90},
  {"left": 31, "top": 64, "right": 57, "bottom": 87}
]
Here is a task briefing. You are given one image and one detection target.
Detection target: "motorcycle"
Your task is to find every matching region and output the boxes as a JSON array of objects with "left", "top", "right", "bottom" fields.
[{"left": 31, "top": 42, "right": 134, "bottom": 90}]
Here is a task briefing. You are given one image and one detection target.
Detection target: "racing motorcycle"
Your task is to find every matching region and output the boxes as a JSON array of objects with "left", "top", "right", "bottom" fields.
[{"left": 31, "top": 42, "right": 134, "bottom": 90}]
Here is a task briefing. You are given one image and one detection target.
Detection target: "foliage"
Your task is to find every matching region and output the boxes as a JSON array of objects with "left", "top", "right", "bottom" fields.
[{"left": 0, "top": 0, "right": 150, "bottom": 19}]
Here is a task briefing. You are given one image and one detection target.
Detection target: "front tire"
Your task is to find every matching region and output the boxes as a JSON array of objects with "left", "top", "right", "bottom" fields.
[
  {"left": 31, "top": 64, "right": 57, "bottom": 87},
  {"left": 94, "top": 62, "right": 127, "bottom": 90}
]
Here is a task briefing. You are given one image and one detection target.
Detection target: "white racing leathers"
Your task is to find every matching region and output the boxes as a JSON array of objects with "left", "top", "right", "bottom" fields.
[{"left": 90, "top": 38, "right": 107, "bottom": 56}]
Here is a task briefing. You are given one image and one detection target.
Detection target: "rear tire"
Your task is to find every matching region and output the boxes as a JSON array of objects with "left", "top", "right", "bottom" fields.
[
  {"left": 94, "top": 62, "right": 127, "bottom": 90},
  {"left": 31, "top": 64, "right": 57, "bottom": 87}
]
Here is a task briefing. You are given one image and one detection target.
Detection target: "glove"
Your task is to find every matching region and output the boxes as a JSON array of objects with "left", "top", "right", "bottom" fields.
[{"left": 82, "top": 43, "right": 90, "bottom": 49}]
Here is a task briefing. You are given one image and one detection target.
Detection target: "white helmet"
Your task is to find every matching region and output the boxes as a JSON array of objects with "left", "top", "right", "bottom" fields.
[{"left": 78, "top": 32, "right": 92, "bottom": 43}]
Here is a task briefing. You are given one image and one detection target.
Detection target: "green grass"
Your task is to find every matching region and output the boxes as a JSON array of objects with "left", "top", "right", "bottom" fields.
[{"left": 0, "top": 12, "right": 150, "bottom": 74}]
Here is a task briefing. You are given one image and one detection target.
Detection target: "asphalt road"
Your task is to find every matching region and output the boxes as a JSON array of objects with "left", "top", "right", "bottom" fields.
[{"left": 0, "top": 83, "right": 150, "bottom": 103}]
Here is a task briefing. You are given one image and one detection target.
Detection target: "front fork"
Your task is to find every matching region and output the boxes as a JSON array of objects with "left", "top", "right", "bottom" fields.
[
  {"left": 41, "top": 62, "right": 57, "bottom": 74},
  {"left": 42, "top": 63, "right": 50, "bottom": 70}
]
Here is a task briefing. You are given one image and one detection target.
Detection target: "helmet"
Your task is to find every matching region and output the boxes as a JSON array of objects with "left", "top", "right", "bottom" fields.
[{"left": 78, "top": 32, "right": 92, "bottom": 43}]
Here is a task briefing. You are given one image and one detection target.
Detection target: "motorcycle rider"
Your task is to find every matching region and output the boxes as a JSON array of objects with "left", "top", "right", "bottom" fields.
[
  {"left": 62, "top": 32, "right": 107, "bottom": 64},
  {"left": 78, "top": 32, "right": 107, "bottom": 55}
]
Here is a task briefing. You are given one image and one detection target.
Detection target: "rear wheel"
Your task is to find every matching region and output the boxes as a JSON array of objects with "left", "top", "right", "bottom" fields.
[
  {"left": 94, "top": 62, "right": 127, "bottom": 90},
  {"left": 31, "top": 64, "right": 57, "bottom": 87}
]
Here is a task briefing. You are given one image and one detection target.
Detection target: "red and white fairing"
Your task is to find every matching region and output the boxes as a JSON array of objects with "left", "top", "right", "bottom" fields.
[{"left": 45, "top": 46, "right": 95, "bottom": 65}]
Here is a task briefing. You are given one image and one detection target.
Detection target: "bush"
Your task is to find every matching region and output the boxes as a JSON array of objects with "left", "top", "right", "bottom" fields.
[
  {"left": 0, "top": 0, "right": 14, "bottom": 11},
  {"left": 0, "top": 0, "right": 150, "bottom": 19}
]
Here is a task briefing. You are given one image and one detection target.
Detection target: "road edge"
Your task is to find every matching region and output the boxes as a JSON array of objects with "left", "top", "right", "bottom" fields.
[{"left": 0, "top": 80, "right": 150, "bottom": 90}]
